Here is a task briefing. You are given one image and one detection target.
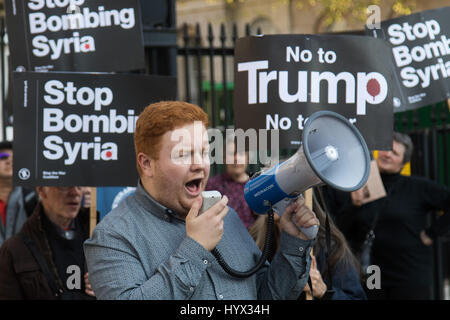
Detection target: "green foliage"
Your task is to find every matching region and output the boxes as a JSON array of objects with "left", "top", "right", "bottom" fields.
[
  {"left": 296, "top": 0, "right": 417, "bottom": 31},
  {"left": 177, "top": 0, "right": 418, "bottom": 32}
]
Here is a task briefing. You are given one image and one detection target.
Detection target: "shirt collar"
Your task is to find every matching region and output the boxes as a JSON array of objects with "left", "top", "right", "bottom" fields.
[
  {"left": 135, "top": 180, "right": 181, "bottom": 223},
  {"left": 40, "top": 208, "right": 77, "bottom": 240}
]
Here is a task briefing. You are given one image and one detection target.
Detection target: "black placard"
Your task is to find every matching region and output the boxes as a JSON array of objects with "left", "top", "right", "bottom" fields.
[
  {"left": 367, "top": 6, "right": 450, "bottom": 112},
  {"left": 5, "top": 0, "right": 146, "bottom": 72},
  {"left": 13, "top": 71, "right": 176, "bottom": 186},
  {"left": 233, "top": 34, "right": 395, "bottom": 150}
]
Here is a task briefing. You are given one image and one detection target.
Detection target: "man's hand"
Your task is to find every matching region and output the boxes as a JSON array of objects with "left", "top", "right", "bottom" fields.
[
  {"left": 308, "top": 255, "right": 327, "bottom": 299},
  {"left": 280, "top": 197, "right": 319, "bottom": 240},
  {"left": 350, "top": 188, "right": 365, "bottom": 207},
  {"left": 420, "top": 230, "right": 433, "bottom": 246},
  {"left": 84, "top": 272, "right": 95, "bottom": 297},
  {"left": 186, "top": 196, "right": 229, "bottom": 251}
]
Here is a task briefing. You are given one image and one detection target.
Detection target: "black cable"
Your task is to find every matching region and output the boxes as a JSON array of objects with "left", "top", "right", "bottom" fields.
[{"left": 212, "top": 210, "right": 274, "bottom": 278}]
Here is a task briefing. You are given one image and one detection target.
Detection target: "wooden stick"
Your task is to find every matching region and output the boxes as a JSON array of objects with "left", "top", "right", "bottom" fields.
[
  {"left": 304, "top": 188, "right": 313, "bottom": 300},
  {"left": 304, "top": 188, "right": 313, "bottom": 209},
  {"left": 305, "top": 248, "right": 314, "bottom": 300},
  {"left": 89, "top": 187, "right": 97, "bottom": 238}
]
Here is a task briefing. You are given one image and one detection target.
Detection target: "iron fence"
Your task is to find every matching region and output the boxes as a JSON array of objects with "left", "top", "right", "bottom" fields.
[{"left": 177, "top": 22, "right": 260, "bottom": 129}]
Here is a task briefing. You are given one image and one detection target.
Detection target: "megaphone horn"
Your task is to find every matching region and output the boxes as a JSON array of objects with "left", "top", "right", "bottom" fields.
[{"left": 244, "top": 110, "right": 371, "bottom": 239}]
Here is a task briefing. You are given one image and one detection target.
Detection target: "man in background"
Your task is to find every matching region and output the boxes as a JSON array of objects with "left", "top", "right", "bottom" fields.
[
  {"left": 0, "top": 186, "right": 95, "bottom": 299},
  {"left": 325, "top": 132, "right": 450, "bottom": 300}
]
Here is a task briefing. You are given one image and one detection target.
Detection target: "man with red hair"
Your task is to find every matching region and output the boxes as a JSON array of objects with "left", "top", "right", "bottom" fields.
[{"left": 84, "top": 101, "right": 319, "bottom": 300}]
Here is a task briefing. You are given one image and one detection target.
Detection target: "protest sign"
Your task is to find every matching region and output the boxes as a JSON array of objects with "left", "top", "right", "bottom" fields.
[
  {"left": 368, "top": 6, "right": 450, "bottom": 112},
  {"left": 13, "top": 71, "right": 176, "bottom": 186},
  {"left": 234, "top": 34, "right": 395, "bottom": 150},
  {"left": 5, "top": 0, "right": 146, "bottom": 72},
  {"left": 350, "top": 160, "right": 387, "bottom": 206}
]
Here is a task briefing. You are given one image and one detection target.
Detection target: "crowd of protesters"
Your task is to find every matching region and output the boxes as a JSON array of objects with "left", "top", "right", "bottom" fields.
[{"left": 0, "top": 101, "right": 449, "bottom": 300}]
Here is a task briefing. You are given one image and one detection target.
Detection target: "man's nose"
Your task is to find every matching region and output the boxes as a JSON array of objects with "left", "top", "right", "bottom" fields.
[
  {"left": 385, "top": 150, "right": 394, "bottom": 157},
  {"left": 67, "top": 186, "right": 82, "bottom": 196},
  {"left": 191, "top": 152, "right": 209, "bottom": 169},
  {"left": 379, "top": 150, "right": 392, "bottom": 158}
]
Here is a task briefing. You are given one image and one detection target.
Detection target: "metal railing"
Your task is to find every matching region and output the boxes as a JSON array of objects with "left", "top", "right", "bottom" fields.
[{"left": 177, "top": 22, "right": 260, "bottom": 130}]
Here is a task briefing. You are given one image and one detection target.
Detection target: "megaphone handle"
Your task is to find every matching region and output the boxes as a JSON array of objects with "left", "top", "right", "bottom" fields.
[
  {"left": 298, "top": 189, "right": 318, "bottom": 239},
  {"left": 273, "top": 196, "right": 318, "bottom": 239},
  {"left": 298, "top": 225, "right": 319, "bottom": 240}
]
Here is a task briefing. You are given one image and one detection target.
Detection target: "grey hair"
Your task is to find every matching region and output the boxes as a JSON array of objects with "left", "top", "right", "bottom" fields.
[{"left": 393, "top": 131, "right": 414, "bottom": 164}]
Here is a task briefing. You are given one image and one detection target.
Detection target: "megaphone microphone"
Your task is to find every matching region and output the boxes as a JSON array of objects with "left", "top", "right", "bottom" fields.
[{"left": 244, "top": 110, "right": 371, "bottom": 239}]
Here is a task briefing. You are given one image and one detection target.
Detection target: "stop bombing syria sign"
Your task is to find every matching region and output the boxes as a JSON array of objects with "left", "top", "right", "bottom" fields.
[
  {"left": 5, "top": 0, "right": 146, "bottom": 72},
  {"left": 233, "top": 34, "right": 395, "bottom": 150},
  {"left": 13, "top": 71, "right": 176, "bottom": 187},
  {"left": 368, "top": 6, "right": 450, "bottom": 112}
]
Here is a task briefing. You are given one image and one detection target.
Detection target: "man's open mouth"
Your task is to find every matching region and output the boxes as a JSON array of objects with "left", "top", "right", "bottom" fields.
[{"left": 185, "top": 178, "right": 203, "bottom": 196}]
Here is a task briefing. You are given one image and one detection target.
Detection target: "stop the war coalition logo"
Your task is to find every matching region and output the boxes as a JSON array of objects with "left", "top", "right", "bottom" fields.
[
  {"left": 234, "top": 35, "right": 394, "bottom": 150},
  {"left": 369, "top": 6, "right": 450, "bottom": 112},
  {"left": 13, "top": 72, "right": 176, "bottom": 187},
  {"left": 5, "top": 0, "right": 145, "bottom": 72}
]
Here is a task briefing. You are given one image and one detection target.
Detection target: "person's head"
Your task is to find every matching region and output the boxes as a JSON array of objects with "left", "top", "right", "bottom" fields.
[
  {"left": 135, "top": 101, "right": 210, "bottom": 217},
  {"left": 376, "top": 131, "right": 413, "bottom": 174},
  {"left": 224, "top": 137, "right": 249, "bottom": 182},
  {"left": 36, "top": 186, "right": 83, "bottom": 228},
  {"left": 0, "top": 141, "right": 13, "bottom": 180}
]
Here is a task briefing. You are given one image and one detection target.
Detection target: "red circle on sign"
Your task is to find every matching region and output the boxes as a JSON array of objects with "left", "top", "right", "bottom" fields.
[{"left": 367, "top": 79, "right": 380, "bottom": 101}]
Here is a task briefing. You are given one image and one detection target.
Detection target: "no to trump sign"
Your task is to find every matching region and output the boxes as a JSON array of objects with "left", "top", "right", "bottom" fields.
[{"left": 233, "top": 34, "right": 395, "bottom": 150}]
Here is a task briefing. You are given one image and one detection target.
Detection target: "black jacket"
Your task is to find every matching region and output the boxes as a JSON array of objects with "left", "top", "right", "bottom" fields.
[
  {"left": 0, "top": 203, "right": 94, "bottom": 299},
  {"left": 324, "top": 173, "right": 450, "bottom": 287}
]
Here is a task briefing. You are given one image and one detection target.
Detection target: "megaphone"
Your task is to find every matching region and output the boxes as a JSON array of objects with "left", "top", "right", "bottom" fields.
[{"left": 244, "top": 110, "right": 371, "bottom": 239}]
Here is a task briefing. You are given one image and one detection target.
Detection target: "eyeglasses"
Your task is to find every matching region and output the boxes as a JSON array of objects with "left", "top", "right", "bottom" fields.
[{"left": 0, "top": 153, "right": 11, "bottom": 160}]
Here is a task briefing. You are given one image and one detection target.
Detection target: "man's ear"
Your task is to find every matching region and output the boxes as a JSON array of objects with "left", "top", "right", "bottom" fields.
[
  {"left": 137, "top": 152, "right": 154, "bottom": 178},
  {"left": 36, "top": 186, "right": 46, "bottom": 200}
]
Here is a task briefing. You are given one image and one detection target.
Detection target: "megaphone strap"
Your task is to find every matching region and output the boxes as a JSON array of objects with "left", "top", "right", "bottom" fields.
[{"left": 315, "top": 187, "right": 334, "bottom": 291}]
